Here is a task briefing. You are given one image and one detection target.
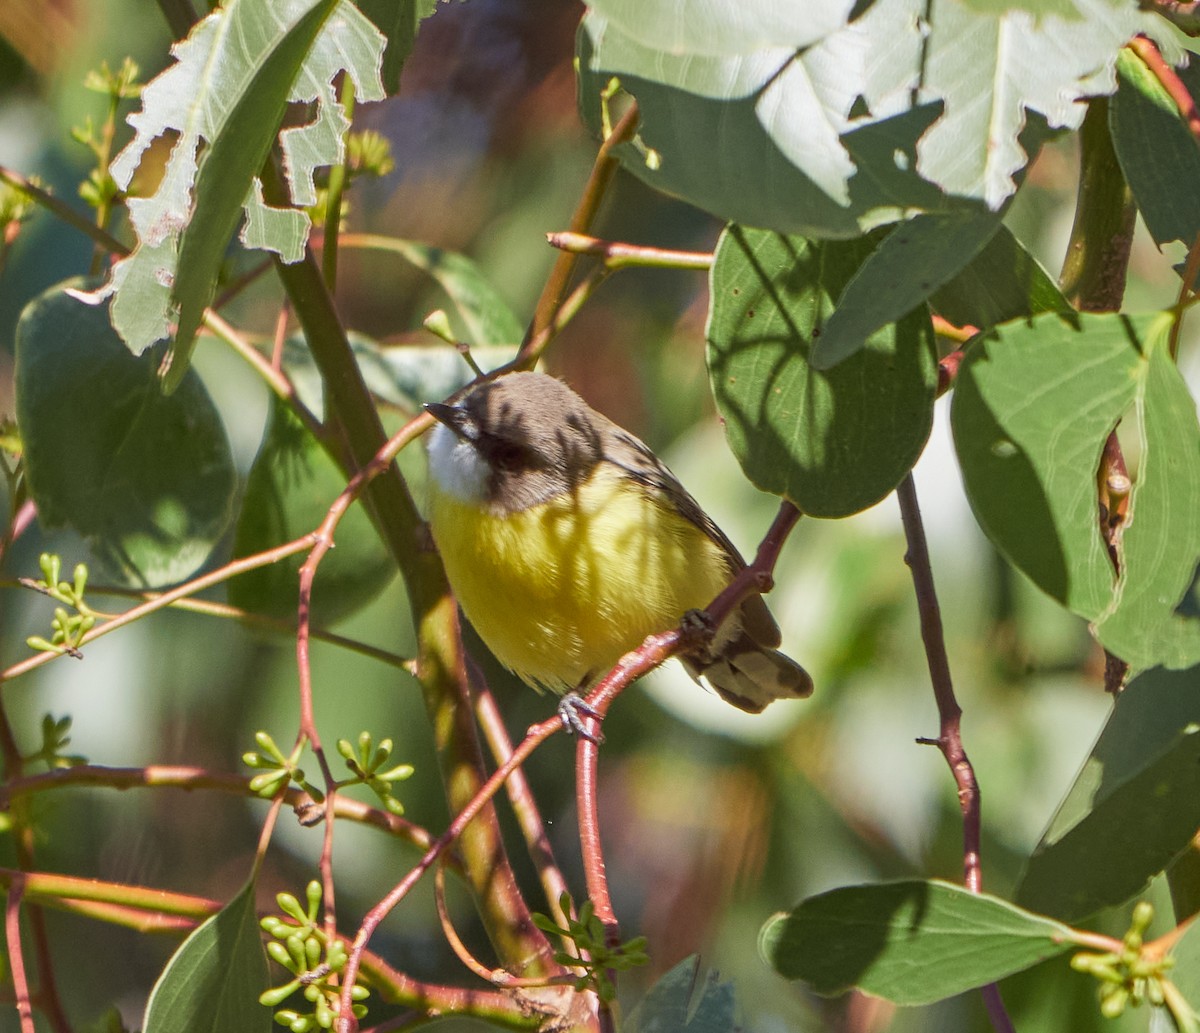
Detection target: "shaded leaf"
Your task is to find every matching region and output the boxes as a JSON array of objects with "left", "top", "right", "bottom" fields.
[
  {"left": 15, "top": 280, "right": 234, "bottom": 588},
  {"left": 812, "top": 212, "right": 1002, "bottom": 369},
  {"left": 142, "top": 879, "right": 269, "bottom": 1033},
  {"left": 930, "top": 223, "right": 1070, "bottom": 329},
  {"left": 625, "top": 956, "right": 736, "bottom": 1033},
  {"left": 761, "top": 880, "right": 1076, "bottom": 1004},
  {"left": 951, "top": 311, "right": 1200, "bottom": 668},
  {"left": 705, "top": 225, "right": 937, "bottom": 517},
  {"left": 230, "top": 399, "right": 394, "bottom": 627},
  {"left": 340, "top": 236, "right": 523, "bottom": 346},
  {"left": 1016, "top": 666, "right": 1200, "bottom": 921},
  {"left": 1110, "top": 48, "right": 1200, "bottom": 253}
]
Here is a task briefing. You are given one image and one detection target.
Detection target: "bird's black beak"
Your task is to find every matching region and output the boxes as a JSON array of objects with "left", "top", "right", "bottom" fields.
[{"left": 425, "top": 401, "right": 470, "bottom": 439}]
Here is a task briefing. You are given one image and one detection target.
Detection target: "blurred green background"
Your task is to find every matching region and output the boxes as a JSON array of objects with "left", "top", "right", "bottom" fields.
[{"left": 0, "top": 1, "right": 1194, "bottom": 1030}]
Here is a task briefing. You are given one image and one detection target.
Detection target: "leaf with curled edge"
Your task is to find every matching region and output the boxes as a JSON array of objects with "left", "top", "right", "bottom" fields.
[{"left": 82, "top": 0, "right": 385, "bottom": 391}]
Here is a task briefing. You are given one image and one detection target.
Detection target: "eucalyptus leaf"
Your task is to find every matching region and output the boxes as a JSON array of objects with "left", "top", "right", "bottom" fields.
[
  {"left": 15, "top": 281, "right": 235, "bottom": 588},
  {"left": 930, "top": 223, "right": 1070, "bottom": 329},
  {"left": 142, "top": 879, "right": 269, "bottom": 1033},
  {"left": 92, "top": 0, "right": 385, "bottom": 390},
  {"left": 762, "top": 880, "right": 1076, "bottom": 1003},
  {"left": 625, "top": 957, "right": 737, "bottom": 1033},
  {"left": 339, "top": 236, "right": 523, "bottom": 347},
  {"left": 951, "top": 311, "right": 1200, "bottom": 669},
  {"left": 578, "top": 0, "right": 1153, "bottom": 236},
  {"left": 1111, "top": 48, "right": 1200, "bottom": 253},
  {"left": 1016, "top": 666, "right": 1200, "bottom": 921},
  {"left": 230, "top": 398, "right": 394, "bottom": 627},
  {"left": 706, "top": 225, "right": 937, "bottom": 517},
  {"left": 812, "top": 211, "right": 1002, "bottom": 369}
]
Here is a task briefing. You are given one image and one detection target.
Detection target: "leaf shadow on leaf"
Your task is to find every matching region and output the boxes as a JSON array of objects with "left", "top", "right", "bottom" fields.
[
  {"left": 950, "top": 316, "right": 1096, "bottom": 607},
  {"left": 706, "top": 227, "right": 937, "bottom": 517},
  {"left": 765, "top": 880, "right": 934, "bottom": 990},
  {"left": 577, "top": 22, "right": 951, "bottom": 238}
]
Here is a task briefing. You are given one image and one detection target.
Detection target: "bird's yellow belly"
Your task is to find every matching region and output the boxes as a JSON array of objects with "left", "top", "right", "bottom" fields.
[{"left": 429, "top": 466, "right": 731, "bottom": 691}]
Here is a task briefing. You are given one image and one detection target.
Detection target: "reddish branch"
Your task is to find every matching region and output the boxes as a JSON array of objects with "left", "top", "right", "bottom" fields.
[
  {"left": 897, "top": 475, "right": 1015, "bottom": 1033},
  {"left": 1129, "top": 35, "right": 1200, "bottom": 139},
  {"left": 546, "top": 231, "right": 714, "bottom": 270},
  {"left": 335, "top": 502, "right": 804, "bottom": 1030}
]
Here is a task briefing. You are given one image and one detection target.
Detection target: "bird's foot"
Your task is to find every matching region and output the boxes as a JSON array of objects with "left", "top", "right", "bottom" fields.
[{"left": 557, "top": 692, "right": 604, "bottom": 744}]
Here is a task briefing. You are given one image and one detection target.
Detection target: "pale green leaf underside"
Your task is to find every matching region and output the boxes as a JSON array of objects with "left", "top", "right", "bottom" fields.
[
  {"left": 762, "top": 880, "right": 1075, "bottom": 1003},
  {"left": 578, "top": 0, "right": 1155, "bottom": 236},
  {"left": 94, "top": 0, "right": 385, "bottom": 388},
  {"left": 951, "top": 310, "right": 1200, "bottom": 670}
]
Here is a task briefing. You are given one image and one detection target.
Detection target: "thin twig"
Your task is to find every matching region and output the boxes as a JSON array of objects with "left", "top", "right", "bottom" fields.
[
  {"left": 0, "top": 764, "right": 435, "bottom": 849},
  {"left": 519, "top": 102, "right": 640, "bottom": 363},
  {"left": 897, "top": 474, "right": 1016, "bottom": 1033},
  {"left": 0, "top": 534, "right": 318, "bottom": 684},
  {"left": 434, "top": 859, "right": 577, "bottom": 989},
  {"left": 6, "top": 875, "right": 33, "bottom": 1033},
  {"left": 0, "top": 166, "right": 129, "bottom": 258},
  {"left": 546, "top": 232, "right": 713, "bottom": 271}
]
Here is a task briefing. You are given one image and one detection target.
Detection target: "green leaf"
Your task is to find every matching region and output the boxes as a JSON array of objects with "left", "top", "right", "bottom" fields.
[
  {"left": 705, "top": 225, "right": 937, "bottom": 517},
  {"left": 812, "top": 212, "right": 1002, "bottom": 369},
  {"left": 929, "top": 223, "right": 1070, "bottom": 329},
  {"left": 340, "top": 236, "right": 523, "bottom": 346},
  {"left": 761, "top": 880, "right": 1076, "bottom": 1004},
  {"left": 951, "top": 310, "right": 1200, "bottom": 669},
  {"left": 625, "top": 956, "right": 736, "bottom": 1033},
  {"left": 15, "top": 281, "right": 235, "bottom": 588},
  {"left": 354, "top": 0, "right": 437, "bottom": 95},
  {"left": 1016, "top": 666, "right": 1200, "bottom": 921},
  {"left": 577, "top": 0, "right": 1152, "bottom": 236},
  {"left": 1110, "top": 48, "right": 1200, "bottom": 253},
  {"left": 143, "top": 879, "right": 270, "bottom": 1033},
  {"left": 93, "top": 0, "right": 385, "bottom": 390},
  {"left": 229, "top": 398, "right": 394, "bottom": 627},
  {"left": 1169, "top": 917, "right": 1200, "bottom": 1021}
]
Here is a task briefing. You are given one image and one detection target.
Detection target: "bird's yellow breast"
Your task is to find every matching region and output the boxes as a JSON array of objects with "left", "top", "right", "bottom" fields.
[{"left": 429, "top": 463, "right": 732, "bottom": 692}]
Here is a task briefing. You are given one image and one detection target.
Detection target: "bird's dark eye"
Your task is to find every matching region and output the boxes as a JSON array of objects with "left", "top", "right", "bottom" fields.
[{"left": 484, "top": 437, "right": 534, "bottom": 471}]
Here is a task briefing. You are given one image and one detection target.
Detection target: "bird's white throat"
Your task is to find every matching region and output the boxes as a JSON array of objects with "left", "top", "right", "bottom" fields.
[{"left": 427, "top": 421, "right": 490, "bottom": 503}]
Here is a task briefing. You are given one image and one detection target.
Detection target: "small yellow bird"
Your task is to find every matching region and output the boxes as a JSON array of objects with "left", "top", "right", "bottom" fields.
[{"left": 424, "top": 372, "right": 812, "bottom": 714}]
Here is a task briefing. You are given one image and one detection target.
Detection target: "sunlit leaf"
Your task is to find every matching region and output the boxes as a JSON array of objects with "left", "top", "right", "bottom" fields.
[
  {"left": 578, "top": 0, "right": 1156, "bottom": 236},
  {"left": 706, "top": 225, "right": 937, "bottom": 517},
  {"left": 952, "top": 310, "right": 1200, "bottom": 668},
  {"left": 762, "top": 880, "right": 1076, "bottom": 1003},
  {"left": 90, "top": 0, "right": 385, "bottom": 390}
]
